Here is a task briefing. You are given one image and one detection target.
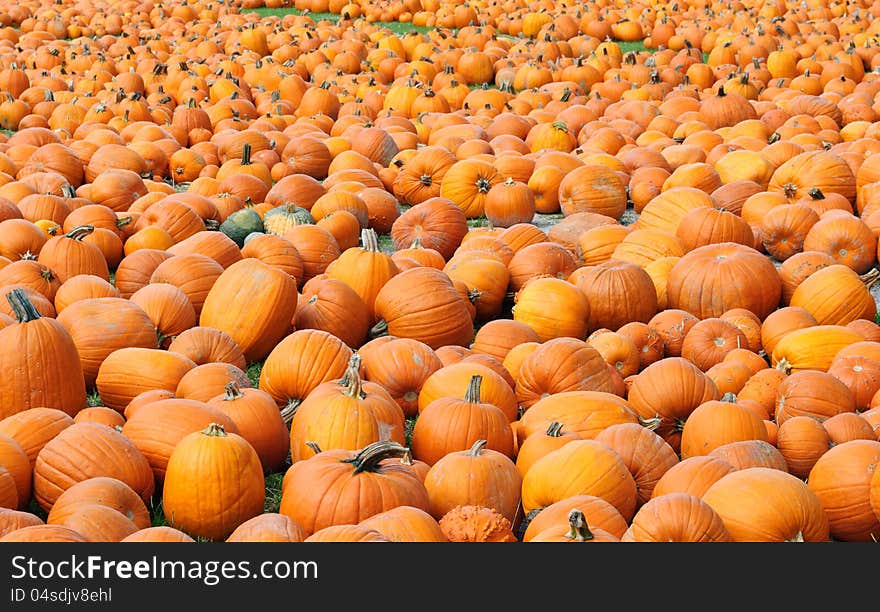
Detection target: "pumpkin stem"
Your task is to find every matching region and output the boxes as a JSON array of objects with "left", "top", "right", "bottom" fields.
[
  {"left": 340, "top": 353, "right": 364, "bottom": 399},
  {"left": 409, "top": 237, "right": 423, "bottom": 249},
  {"left": 464, "top": 375, "right": 483, "bottom": 403},
  {"left": 419, "top": 174, "right": 433, "bottom": 186},
  {"left": 66, "top": 225, "right": 95, "bottom": 240},
  {"left": 342, "top": 440, "right": 410, "bottom": 474},
  {"left": 859, "top": 268, "right": 880, "bottom": 288},
  {"left": 808, "top": 188, "right": 825, "bottom": 200},
  {"left": 6, "top": 288, "right": 41, "bottom": 323},
  {"left": 280, "top": 398, "right": 301, "bottom": 427},
  {"left": 720, "top": 392, "right": 738, "bottom": 403},
  {"left": 361, "top": 228, "right": 379, "bottom": 253},
  {"left": 545, "top": 421, "right": 564, "bottom": 437},
  {"left": 370, "top": 319, "right": 388, "bottom": 339},
  {"left": 475, "top": 176, "right": 492, "bottom": 193},
  {"left": 305, "top": 441, "right": 322, "bottom": 455},
  {"left": 224, "top": 381, "right": 245, "bottom": 401},
  {"left": 775, "top": 357, "right": 791, "bottom": 374},
  {"left": 240, "top": 143, "right": 252, "bottom": 165},
  {"left": 638, "top": 416, "right": 662, "bottom": 431},
  {"left": 782, "top": 183, "right": 799, "bottom": 199},
  {"left": 201, "top": 422, "right": 227, "bottom": 437},
  {"left": 467, "top": 439, "right": 488, "bottom": 456},
  {"left": 566, "top": 509, "right": 595, "bottom": 541},
  {"left": 788, "top": 531, "right": 805, "bottom": 543}
]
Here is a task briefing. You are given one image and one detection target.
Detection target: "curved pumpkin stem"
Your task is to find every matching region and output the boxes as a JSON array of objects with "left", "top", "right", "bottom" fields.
[
  {"left": 280, "top": 398, "right": 301, "bottom": 427},
  {"left": 339, "top": 353, "right": 364, "bottom": 399},
  {"left": 775, "top": 357, "right": 792, "bottom": 374},
  {"left": 6, "top": 288, "right": 41, "bottom": 323},
  {"left": 860, "top": 269, "right": 880, "bottom": 289},
  {"left": 566, "top": 509, "right": 595, "bottom": 541},
  {"left": 201, "top": 422, "right": 227, "bottom": 437},
  {"left": 342, "top": 440, "right": 410, "bottom": 474},
  {"left": 464, "top": 375, "right": 483, "bottom": 403},
  {"left": 224, "top": 381, "right": 245, "bottom": 401},
  {"left": 305, "top": 441, "right": 322, "bottom": 455},
  {"left": 467, "top": 439, "right": 488, "bottom": 457},
  {"left": 370, "top": 319, "right": 389, "bottom": 339},
  {"left": 545, "top": 421, "right": 564, "bottom": 437},
  {"left": 66, "top": 225, "right": 95, "bottom": 241},
  {"left": 808, "top": 188, "right": 825, "bottom": 200},
  {"left": 409, "top": 237, "right": 424, "bottom": 249},
  {"left": 638, "top": 416, "right": 662, "bottom": 431}
]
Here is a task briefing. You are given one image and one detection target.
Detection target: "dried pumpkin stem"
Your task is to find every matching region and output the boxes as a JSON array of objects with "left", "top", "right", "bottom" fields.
[
  {"left": 224, "top": 381, "right": 244, "bottom": 401},
  {"left": 361, "top": 228, "right": 379, "bottom": 253},
  {"left": 370, "top": 319, "right": 389, "bottom": 338},
  {"left": 305, "top": 441, "right": 322, "bottom": 455},
  {"left": 343, "top": 440, "right": 409, "bottom": 474},
  {"left": 464, "top": 375, "right": 483, "bottom": 403},
  {"left": 6, "top": 288, "right": 40, "bottom": 323},
  {"left": 201, "top": 422, "right": 227, "bottom": 437},
  {"left": 545, "top": 421, "right": 564, "bottom": 437},
  {"left": 340, "top": 353, "right": 364, "bottom": 399},
  {"left": 567, "top": 509, "right": 595, "bottom": 541},
  {"left": 66, "top": 224, "right": 95, "bottom": 241},
  {"left": 280, "top": 398, "right": 301, "bottom": 427},
  {"left": 467, "top": 439, "right": 488, "bottom": 456}
]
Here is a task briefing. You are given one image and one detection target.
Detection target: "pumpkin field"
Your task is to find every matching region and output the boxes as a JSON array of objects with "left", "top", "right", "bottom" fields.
[{"left": 0, "top": 0, "right": 880, "bottom": 544}]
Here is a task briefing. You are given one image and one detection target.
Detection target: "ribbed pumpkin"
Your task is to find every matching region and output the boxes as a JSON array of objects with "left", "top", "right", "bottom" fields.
[
  {"left": 771, "top": 325, "right": 864, "bottom": 373},
  {"left": 515, "top": 338, "right": 616, "bottom": 409},
  {"left": 623, "top": 493, "right": 731, "bottom": 542},
  {"left": 279, "top": 441, "right": 429, "bottom": 536},
  {"left": 594, "top": 423, "right": 679, "bottom": 505},
  {"left": 515, "top": 390, "right": 640, "bottom": 443},
  {"left": 569, "top": 260, "right": 658, "bottom": 331},
  {"left": 33, "top": 422, "right": 154, "bottom": 512},
  {"left": 521, "top": 439, "right": 638, "bottom": 520},
  {"left": 790, "top": 264, "right": 877, "bottom": 326},
  {"left": 807, "top": 440, "right": 880, "bottom": 542},
  {"left": 769, "top": 150, "right": 856, "bottom": 204},
  {"left": 411, "top": 375, "right": 514, "bottom": 466},
  {"left": 95, "top": 348, "right": 196, "bottom": 413},
  {"left": 0, "top": 289, "right": 87, "bottom": 419},
  {"left": 702, "top": 468, "right": 830, "bottom": 541},
  {"left": 289, "top": 355, "right": 406, "bottom": 462},
  {"left": 200, "top": 257, "right": 297, "bottom": 363},
  {"left": 372, "top": 266, "right": 474, "bottom": 350},
  {"left": 163, "top": 423, "right": 265, "bottom": 541},
  {"left": 324, "top": 228, "right": 399, "bottom": 323},
  {"left": 56, "top": 297, "right": 158, "bottom": 387},
  {"left": 359, "top": 337, "right": 442, "bottom": 417},
  {"left": 680, "top": 398, "right": 770, "bottom": 459},
  {"left": 666, "top": 243, "right": 781, "bottom": 320},
  {"left": 557, "top": 164, "right": 627, "bottom": 219},
  {"left": 627, "top": 357, "right": 720, "bottom": 450},
  {"left": 512, "top": 276, "right": 589, "bottom": 342},
  {"left": 423, "top": 439, "right": 522, "bottom": 522}
]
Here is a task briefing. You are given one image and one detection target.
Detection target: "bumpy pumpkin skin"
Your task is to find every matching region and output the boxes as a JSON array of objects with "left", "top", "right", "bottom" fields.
[{"left": 438, "top": 505, "right": 517, "bottom": 542}]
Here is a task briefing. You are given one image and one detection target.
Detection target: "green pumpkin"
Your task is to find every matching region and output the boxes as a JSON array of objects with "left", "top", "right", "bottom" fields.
[
  {"left": 220, "top": 207, "right": 264, "bottom": 246},
  {"left": 262, "top": 204, "right": 315, "bottom": 236}
]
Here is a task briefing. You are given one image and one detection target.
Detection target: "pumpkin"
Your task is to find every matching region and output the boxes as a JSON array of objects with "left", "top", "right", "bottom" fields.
[
  {"left": 666, "top": 242, "right": 781, "bottom": 320},
  {"left": 530, "top": 508, "right": 620, "bottom": 542},
  {"left": 360, "top": 506, "right": 447, "bottom": 542},
  {"left": 372, "top": 266, "right": 474, "bottom": 350},
  {"left": 702, "top": 467, "right": 830, "bottom": 542},
  {"left": 627, "top": 357, "right": 720, "bottom": 450},
  {"left": 439, "top": 158, "right": 501, "bottom": 218},
  {"left": 651, "top": 456, "right": 736, "bottom": 500},
  {"left": 512, "top": 276, "right": 589, "bottom": 342},
  {"left": 557, "top": 164, "right": 627, "bottom": 219},
  {"left": 47, "top": 477, "right": 150, "bottom": 531},
  {"left": 790, "top": 264, "right": 877, "bottom": 326},
  {"left": 515, "top": 338, "right": 616, "bottom": 409},
  {"left": 200, "top": 258, "right": 298, "bottom": 363},
  {"left": 412, "top": 374, "right": 515, "bottom": 466},
  {"left": 0, "top": 288, "right": 87, "bottom": 419},
  {"left": 33, "top": 422, "right": 154, "bottom": 512},
  {"left": 594, "top": 422, "right": 679, "bottom": 505},
  {"left": 521, "top": 439, "right": 637, "bottom": 520},
  {"left": 623, "top": 493, "right": 730, "bottom": 542},
  {"left": 680, "top": 398, "right": 770, "bottom": 459},
  {"left": 56, "top": 298, "right": 158, "bottom": 387},
  {"left": 226, "top": 513, "right": 306, "bottom": 543},
  {"left": 359, "top": 337, "right": 442, "bottom": 418},
  {"left": 96, "top": 348, "right": 196, "bottom": 413},
  {"left": 769, "top": 150, "right": 856, "bottom": 204},
  {"left": 680, "top": 318, "right": 748, "bottom": 372},
  {"left": 391, "top": 196, "right": 468, "bottom": 260},
  {"left": 437, "top": 505, "right": 515, "bottom": 542},
  {"left": 37, "top": 225, "right": 109, "bottom": 283},
  {"left": 167, "top": 326, "right": 247, "bottom": 371},
  {"left": 423, "top": 439, "right": 522, "bottom": 522},
  {"left": 279, "top": 441, "right": 429, "bottom": 536},
  {"left": 289, "top": 354, "right": 405, "bottom": 462},
  {"left": 163, "top": 423, "right": 264, "bottom": 541},
  {"left": 771, "top": 325, "right": 864, "bottom": 373},
  {"left": 570, "top": 260, "right": 658, "bottom": 331},
  {"left": 0, "top": 407, "right": 73, "bottom": 468}
]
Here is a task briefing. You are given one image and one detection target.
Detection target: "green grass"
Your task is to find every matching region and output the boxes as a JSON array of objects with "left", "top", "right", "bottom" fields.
[
  {"left": 377, "top": 233, "right": 395, "bottom": 255},
  {"left": 404, "top": 417, "right": 416, "bottom": 447},
  {"left": 246, "top": 361, "right": 264, "bottom": 387},
  {"left": 264, "top": 472, "right": 285, "bottom": 514},
  {"left": 86, "top": 391, "right": 103, "bottom": 407}
]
